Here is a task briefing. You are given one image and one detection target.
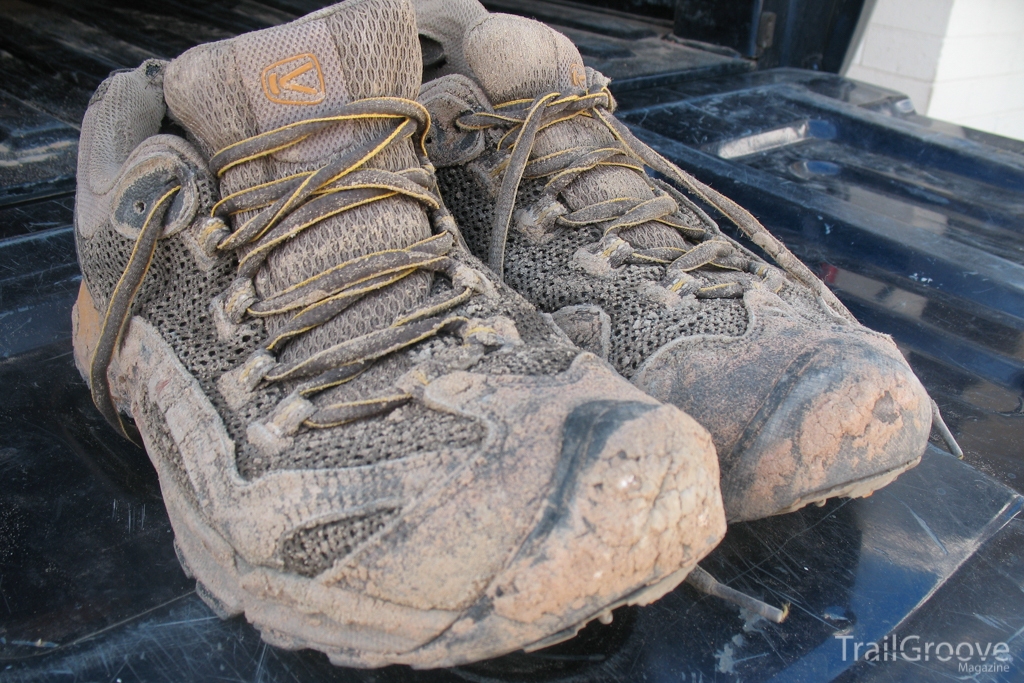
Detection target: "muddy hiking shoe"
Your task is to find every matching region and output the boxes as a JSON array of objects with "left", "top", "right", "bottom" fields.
[
  {"left": 414, "top": 0, "right": 939, "bottom": 523},
  {"left": 71, "top": 0, "right": 728, "bottom": 669}
]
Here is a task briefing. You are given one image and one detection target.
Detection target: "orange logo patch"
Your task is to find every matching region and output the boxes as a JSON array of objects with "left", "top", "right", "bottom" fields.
[{"left": 261, "top": 53, "right": 325, "bottom": 105}]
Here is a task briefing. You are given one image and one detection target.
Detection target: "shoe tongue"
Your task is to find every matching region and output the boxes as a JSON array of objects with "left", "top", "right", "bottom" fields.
[
  {"left": 164, "top": 0, "right": 433, "bottom": 363},
  {"left": 459, "top": 15, "right": 687, "bottom": 251},
  {"left": 463, "top": 14, "right": 588, "bottom": 103},
  {"left": 166, "top": 0, "right": 421, "bottom": 162}
]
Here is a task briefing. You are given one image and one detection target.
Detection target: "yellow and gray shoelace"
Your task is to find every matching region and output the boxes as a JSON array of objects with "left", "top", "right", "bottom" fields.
[{"left": 92, "top": 97, "right": 492, "bottom": 438}]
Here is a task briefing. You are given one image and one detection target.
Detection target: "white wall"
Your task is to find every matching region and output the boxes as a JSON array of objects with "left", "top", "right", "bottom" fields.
[
  {"left": 845, "top": 0, "right": 954, "bottom": 115},
  {"left": 928, "top": 0, "right": 1024, "bottom": 140},
  {"left": 844, "top": 0, "right": 1024, "bottom": 141}
]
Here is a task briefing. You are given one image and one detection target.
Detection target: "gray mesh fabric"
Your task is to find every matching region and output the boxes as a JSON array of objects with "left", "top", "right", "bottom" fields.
[
  {"left": 420, "top": 2, "right": 934, "bottom": 528},
  {"left": 164, "top": 0, "right": 431, "bottom": 366},
  {"left": 282, "top": 508, "right": 401, "bottom": 577},
  {"left": 436, "top": 166, "right": 750, "bottom": 377},
  {"left": 422, "top": 14, "right": 779, "bottom": 376},
  {"left": 463, "top": 14, "right": 589, "bottom": 102},
  {"left": 73, "top": 3, "right": 737, "bottom": 665},
  {"left": 81, "top": 218, "right": 497, "bottom": 481},
  {"left": 75, "top": 0, "right": 596, "bottom": 581}
]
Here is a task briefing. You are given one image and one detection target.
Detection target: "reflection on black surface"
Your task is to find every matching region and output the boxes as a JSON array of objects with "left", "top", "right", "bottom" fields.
[
  {"left": 622, "top": 74, "right": 1024, "bottom": 329},
  {"left": 454, "top": 607, "right": 639, "bottom": 683},
  {"left": 751, "top": 141, "right": 1024, "bottom": 261},
  {"left": 0, "top": 342, "right": 191, "bottom": 660},
  {"left": 834, "top": 517, "right": 1024, "bottom": 683}
]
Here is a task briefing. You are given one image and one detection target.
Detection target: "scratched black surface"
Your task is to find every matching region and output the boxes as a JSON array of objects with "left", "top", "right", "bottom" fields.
[{"left": 1, "top": 2, "right": 1024, "bottom": 682}]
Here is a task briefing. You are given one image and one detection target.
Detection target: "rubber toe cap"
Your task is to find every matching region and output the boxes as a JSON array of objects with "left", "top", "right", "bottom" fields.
[
  {"left": 412, "top": 398, "right": 726, "bottom": 666},
  {"left": 721, "top": 335, "right": 931, "bottom": 522}
]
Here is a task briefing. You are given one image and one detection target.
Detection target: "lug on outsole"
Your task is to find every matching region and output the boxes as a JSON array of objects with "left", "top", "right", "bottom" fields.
[
  {"left": 769, "top": 455, "right": 922, "bottom": 517},
  {"left": 522, "top": 563, "right": 696, "bottom": 653}
]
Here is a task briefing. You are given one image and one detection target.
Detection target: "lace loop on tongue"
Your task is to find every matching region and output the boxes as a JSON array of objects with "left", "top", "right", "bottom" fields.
[
  {"left": 209, "top": 98, "right": 431, "bottom": 176},
  {"left": 209, "top": 97, "right": 489, "bottom": 431},
  {"left": 93, "top": 97, "right": 491, "bottom": 440},
  {"left": 464, "top": 86, "right": 854, "bottom": 321}
]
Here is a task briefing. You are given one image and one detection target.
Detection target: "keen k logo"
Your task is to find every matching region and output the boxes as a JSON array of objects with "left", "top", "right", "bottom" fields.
[{"left": 261, "top": 53, "right": 326, "bottom": 105}]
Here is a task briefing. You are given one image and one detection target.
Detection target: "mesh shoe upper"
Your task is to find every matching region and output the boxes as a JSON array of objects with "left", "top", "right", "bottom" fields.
[
  {"left": 71, "top": 0, "right": 726, "bottom": 667},
  {"left": 416, "top": 5, "right": 934, "bottom": 522}
]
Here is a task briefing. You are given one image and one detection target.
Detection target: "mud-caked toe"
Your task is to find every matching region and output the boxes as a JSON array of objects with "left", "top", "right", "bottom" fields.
[
  {"left": 405, "top": 395, "right": 726, "bottom": 666},
  {"left": 634, "top": 301, "right": 931, "bottom": 522},
  {"left": 716, "top": 333, "right": 931, "bottom": 521},
  {"left": 414, "top": 3, "right": 936, "bottom": 524}
]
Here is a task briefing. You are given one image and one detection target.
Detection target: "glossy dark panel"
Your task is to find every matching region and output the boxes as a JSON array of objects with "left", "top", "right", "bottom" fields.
[
  {"left": 563, "top": 0, "right": 676, "bottom": 23},
  {"left": 0, "top": 228, "right": 80, "bottom": 358},
  {"left": 483, "top": 0, "right": 754, "bottom": 92},
  {"left": 0, "top": 341, "right": 193, "bottom": 660},
  {"left": 484, "top": 0, "right": 668, "bottom": 40},
  {"left": 0, "top": 194, "right": 75, "bottom": 241},
  {"left": 0, "top": 93, "right": 78, "bottom": 203},
  {"left": 833, "top": 516, "right": 1024, "bottom": 683},
  {"left": 673, "top": 0, "right": 869, "bottom": 71}
]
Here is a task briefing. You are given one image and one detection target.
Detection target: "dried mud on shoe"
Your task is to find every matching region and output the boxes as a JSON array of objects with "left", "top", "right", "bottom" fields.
[
  {"left": 414, "top": 1, "right": 933, "bottom": 522},
  {"left": 71, "top": 0, "right": 725, "bottom": 668}
]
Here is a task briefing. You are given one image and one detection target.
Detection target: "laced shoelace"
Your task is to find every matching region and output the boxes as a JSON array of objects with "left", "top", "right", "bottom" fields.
[
  {"left": 457, "top": 87, "right": 855, "bottom": 317},
  {"left": 92, "top": 97, "right": 492, "bottom": 441},
  {"left": 454, "top": 86, "right": 964, "bottom": 459}
]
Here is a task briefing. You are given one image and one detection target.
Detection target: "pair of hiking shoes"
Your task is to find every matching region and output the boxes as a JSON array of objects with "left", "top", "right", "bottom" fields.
[{"left": 71, "top": 0, "right": 937, "bottom": 669}]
